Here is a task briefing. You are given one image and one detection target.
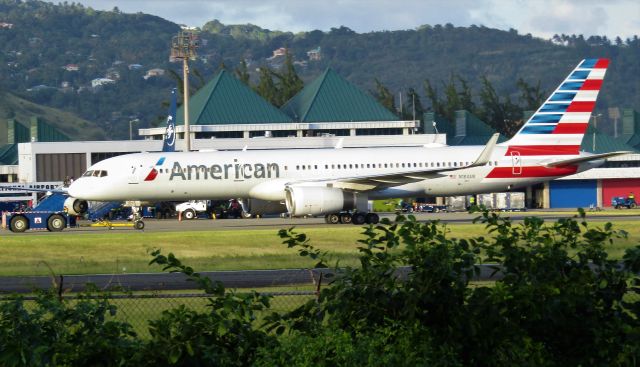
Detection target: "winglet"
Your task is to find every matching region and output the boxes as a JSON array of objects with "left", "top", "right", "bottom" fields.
[{"left": 467, "top": 133, "right": 499, "bottom": 168}]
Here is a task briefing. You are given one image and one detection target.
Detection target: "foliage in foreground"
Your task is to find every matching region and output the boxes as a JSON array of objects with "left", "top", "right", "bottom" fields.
[
  {"left": 1, "top": 209, "right": 640, "bottom": 366},
  {"left": 263, "top": 209, "right": 640, "bottom": 366}
]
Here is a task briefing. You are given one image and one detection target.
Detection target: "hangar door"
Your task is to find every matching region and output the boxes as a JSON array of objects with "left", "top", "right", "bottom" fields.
[
  {"left": 602, "top": 179, "right": 640, "bottom": 207},
  {"left": 549, "top": 180, "right": 597, "bottom": 208},
  {"left": 36, "top": 153, "right": 86, "bottom": 182}
]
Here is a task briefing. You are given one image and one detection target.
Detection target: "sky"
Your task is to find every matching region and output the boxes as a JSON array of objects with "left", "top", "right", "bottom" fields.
[{"left": 48, "top": 0, "right": 639, "bottom": 40}]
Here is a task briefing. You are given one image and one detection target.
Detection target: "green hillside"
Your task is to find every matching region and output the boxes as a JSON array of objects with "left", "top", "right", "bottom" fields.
[
  {"left": 0, "top": 91, "right": 106, "bottom": 140},
  {"left": 0, "top": 0, "right": 638, "bottom": 140}
]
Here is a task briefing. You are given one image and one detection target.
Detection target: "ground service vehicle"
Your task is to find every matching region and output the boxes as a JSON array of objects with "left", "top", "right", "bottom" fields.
[
  {"left": 175, "top": 200, "right": 209, "bottom": 219},
  {"left": 612, "top": 196, "right": 637, "bottom": 209},
  {"left": 2, "top": 210, "right": 69, "bottom": 232}
]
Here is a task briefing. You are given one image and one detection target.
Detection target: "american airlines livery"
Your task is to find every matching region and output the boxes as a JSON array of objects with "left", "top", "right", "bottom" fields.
[{"left": 67, "top": 59, "right": 629, "bottom": 224}]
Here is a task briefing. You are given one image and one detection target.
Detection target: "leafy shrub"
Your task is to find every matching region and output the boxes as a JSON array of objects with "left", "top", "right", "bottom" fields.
[
  {"left": 139, "top": 251, "right": 276, "bottom": 366},
  {"left": 0, "top": 290, "right": 139, "bottom": 367},
  {"left": 268, "top": 209, "right": 640, "bottom": 366}
]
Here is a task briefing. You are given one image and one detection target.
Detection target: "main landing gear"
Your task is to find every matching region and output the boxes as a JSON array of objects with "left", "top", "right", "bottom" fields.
[{"left": 324, "top": 212, "right": 380, "bottom": 225}]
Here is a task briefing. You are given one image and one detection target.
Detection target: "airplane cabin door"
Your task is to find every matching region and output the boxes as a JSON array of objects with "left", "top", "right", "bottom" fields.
[
  {"left": 511, "top": 151, "right": 522, "bottom": 175},
  {"left": 128, "top": 165, "right": 141, "bottom": 184}
]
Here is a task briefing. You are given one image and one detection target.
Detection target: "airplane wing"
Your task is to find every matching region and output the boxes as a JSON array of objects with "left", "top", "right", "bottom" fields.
[
  {"left": 543, "top": 151, "right": 633, "bottom": 168},
  {"left": 287, "top": 133, "right": 500, "bottom": 191}
]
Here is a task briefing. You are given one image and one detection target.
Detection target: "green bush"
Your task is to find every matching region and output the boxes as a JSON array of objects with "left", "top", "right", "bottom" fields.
[
  {"left": 269, "top": 209, "right": 640, "bottom": 366},
  {"left": 256, "top": 323, "right": 460, "bottom": 367},
  {"left": 0, "top": 290, "right": 139, "bottom": 367}
]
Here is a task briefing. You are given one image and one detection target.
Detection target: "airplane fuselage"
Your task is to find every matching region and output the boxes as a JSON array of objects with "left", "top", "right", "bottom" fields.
[{"left": 68, "top": 144, "right": 591, "bottom": 202}]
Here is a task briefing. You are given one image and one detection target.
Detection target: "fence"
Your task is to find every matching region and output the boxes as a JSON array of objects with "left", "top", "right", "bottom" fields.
[{"left": 0, "top": 290, "right": 317, "bottom": 338}]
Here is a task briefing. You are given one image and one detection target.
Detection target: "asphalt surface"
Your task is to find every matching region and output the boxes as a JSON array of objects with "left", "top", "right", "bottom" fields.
[{"left": 3, "top": 210, "right": 639, "bottom": 235}]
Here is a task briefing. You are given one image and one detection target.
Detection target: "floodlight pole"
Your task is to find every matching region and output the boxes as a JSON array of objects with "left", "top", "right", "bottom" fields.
[
  {"left": 183, "top": 58, "right": 190, "bottom": 152},
  {"left": 170, "top": 31, "right": 198, "bottom": 152}
]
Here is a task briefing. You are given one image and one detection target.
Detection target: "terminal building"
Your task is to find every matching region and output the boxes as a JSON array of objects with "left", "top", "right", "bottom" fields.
[{"left": 2, "top": 68, "right": 640, "bottom": 210}]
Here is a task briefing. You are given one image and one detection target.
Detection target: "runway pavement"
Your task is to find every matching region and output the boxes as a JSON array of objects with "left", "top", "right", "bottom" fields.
[{"left": 3, "top": 209, "right": 638, "bottom": 235}]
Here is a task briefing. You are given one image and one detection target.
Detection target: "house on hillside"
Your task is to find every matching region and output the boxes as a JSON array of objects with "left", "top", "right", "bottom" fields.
[
  {"left": 62, "top": 64, "right": 79, "bottom": 72},
  {"left": 128, "top": 63, "right": 143, "bottom": 70},
  {"left": 143, "top": 68, "right": 165, "bottom": 80},
  {"left": 0, "top": 22, "right": 13, "bottom": 29},
  {"left": 105, "top": 69, "right": 120, "bottom": 80},
  {"left": 307, "top": 47, "right": 321, "bottom": 61},
  {"left": 268, "top": 47, "right": 287, "bottom": 60},
  {"left": 91, "top": 78, "right": 115, "bottom": 88}
]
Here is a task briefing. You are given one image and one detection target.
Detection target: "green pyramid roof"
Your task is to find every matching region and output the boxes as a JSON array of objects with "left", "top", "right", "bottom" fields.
[
  {"left": 581, "top": 125, "right": 637, "bottom": 154},
  {"left": 424, "top": 110, "right": 507, "bottom": 146},
  {"left": 176, "top": 70, "right": 293, "bottom": 125},
  {"left": 0, "top": 144, "right": 17, "bottom": 165},
  {"left": 281, "top": 68, "right": 399, "bottom": 122}
]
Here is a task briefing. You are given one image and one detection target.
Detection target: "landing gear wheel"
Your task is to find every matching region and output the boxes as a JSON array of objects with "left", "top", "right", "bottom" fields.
[
  {"left": 134, "top": 220, "right": 145, "bottom": 230},
  {"left": 47, "top": 214, "right": 66, "bottom": 232},
  {"left": 10, "top": 215, "right": 28, "bottom": 232},
  {"left": 339, "top": 213, "right": 352, "bottom": 224},
  {"left": 365, "top": 213, "right": 380, "bottom": 224},
  {"left": 352, "top": 212, "right": 366, "bottom": 225},
  {"left": 183, "top": 209, "right": 196, "bottom": 220},
  {"left": 327, "top": 213, "right": 340, "bottom": 224}
]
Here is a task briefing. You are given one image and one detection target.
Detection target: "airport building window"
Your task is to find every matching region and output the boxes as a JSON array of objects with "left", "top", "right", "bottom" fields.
[{"left": 355, "top": 128, "right": 403, "bottom": 136}]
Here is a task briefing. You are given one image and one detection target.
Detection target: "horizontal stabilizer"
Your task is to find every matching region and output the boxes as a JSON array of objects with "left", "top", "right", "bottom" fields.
[{"left": 544, "top": 151, "right": 632, "bottom": 167}]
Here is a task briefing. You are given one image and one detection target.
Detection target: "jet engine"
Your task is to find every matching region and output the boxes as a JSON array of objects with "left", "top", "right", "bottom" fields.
[
  {"left": 63, "top": 197, "right": 89, "bottom": 216},
  {"left": 285, "top": 186, "right": 366, "bottom": 217},
  {"left": 239, "top": 198, "right": 286, "bottom": 218}
]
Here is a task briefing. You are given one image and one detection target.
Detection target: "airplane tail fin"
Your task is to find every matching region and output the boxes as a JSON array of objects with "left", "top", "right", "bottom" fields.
[
  {"left": 162, "top": 88, "right": 177, "bottom": 152},
  {"left": 504, "top": 58, "right": 609, "bottom": 156}
]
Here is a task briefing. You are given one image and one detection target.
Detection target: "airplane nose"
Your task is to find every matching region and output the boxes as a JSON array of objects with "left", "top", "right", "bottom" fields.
[{"left": 67, "top": 180, "right": 81, "bottom": 198}]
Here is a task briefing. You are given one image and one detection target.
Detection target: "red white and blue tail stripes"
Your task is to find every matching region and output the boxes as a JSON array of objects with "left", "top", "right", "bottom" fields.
[{"left": 506, "top": 58, "right": 609, "bottom": 156}]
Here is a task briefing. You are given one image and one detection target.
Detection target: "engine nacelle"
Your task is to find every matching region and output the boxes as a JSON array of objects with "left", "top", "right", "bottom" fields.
[
  {"left": 239, "top": 198, "right": 286, "bottom": 218},
  {"left": 285, "top": 186, "right": 367, "bottom": 217},
  {"left": 63, "top": 197, "right": 89, "bottom": 216}
]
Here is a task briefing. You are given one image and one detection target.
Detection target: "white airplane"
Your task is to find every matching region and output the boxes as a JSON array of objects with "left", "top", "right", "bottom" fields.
[{"left": 67, "top": 58, "right": 628, "bottom": 224}]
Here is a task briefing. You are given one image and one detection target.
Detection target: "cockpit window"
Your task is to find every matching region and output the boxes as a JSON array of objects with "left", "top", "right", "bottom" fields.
[
  {"left": 82, "top": 170, "right": 93, "bottom": 177},
  {"left": 91, "top": 170, "right": 108, "bottom": 177}
]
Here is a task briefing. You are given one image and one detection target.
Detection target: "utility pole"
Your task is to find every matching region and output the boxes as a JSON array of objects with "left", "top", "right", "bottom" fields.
[
  {"left": 170, "top": 31, "right": 198, "bottom": 152},
  {"left": 592, "top": 113, "right": 602, "bottom": 152}
]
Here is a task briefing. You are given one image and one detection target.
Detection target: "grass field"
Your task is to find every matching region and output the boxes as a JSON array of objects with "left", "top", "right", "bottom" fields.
[{"left": 0, "top": 218, "right": 639, "bottom": 276}]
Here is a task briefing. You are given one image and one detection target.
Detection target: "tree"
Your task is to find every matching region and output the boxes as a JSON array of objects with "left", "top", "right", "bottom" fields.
[
  {"left": 234, "top": 59, "right": 250, "bottom": 86},
  {"left": 372, "top": 79, "right": 396, "bottom": 115},
  {"left": 275, "top": 52, "right": 304, "bottom": 106},
  {"left": 478, "top": 75, "right": 522, "bottom": 136},
  {"left": 255, "top": 66, "right": 279, "bottom": 106}
]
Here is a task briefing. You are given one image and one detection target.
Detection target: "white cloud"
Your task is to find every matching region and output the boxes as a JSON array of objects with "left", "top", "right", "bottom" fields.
[{"left": 47, "top": 0, "right": 640, "bottom": 39}]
